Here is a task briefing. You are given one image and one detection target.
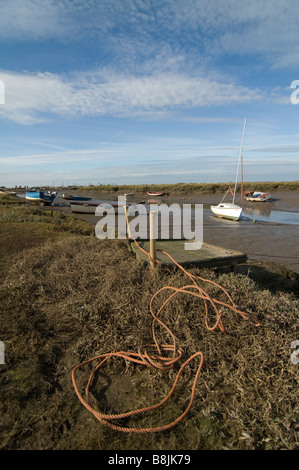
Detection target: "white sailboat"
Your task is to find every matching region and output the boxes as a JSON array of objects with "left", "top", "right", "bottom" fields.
[
  {"left": 211, "top": 118, "right": 247, "bottom": 221},
  {"left": 210, "top": 200, "right": 243, "bottom": 221}
]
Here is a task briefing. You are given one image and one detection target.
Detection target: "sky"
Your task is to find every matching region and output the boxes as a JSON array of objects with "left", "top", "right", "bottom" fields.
[{"left": 0, "top": 0, "right": 298, "bottom": 188}]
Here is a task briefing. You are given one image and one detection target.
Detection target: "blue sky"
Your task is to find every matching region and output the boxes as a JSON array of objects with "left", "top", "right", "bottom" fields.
[{"left": 0, "top": 0, "right": 298, "bottom": 187}]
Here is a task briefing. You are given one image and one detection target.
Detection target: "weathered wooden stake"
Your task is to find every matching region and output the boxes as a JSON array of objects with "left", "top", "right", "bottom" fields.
[
  {"left": 149, "top": 211, "right": 157, "bottom": 269},
  {"left": 124, "top": 205, "right": 132, "bottom": 239}
]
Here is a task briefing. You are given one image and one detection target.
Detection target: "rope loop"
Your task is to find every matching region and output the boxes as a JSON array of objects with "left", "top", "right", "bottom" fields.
[{"left": 72, "top": 238, "right": 260, "bottom": 433}]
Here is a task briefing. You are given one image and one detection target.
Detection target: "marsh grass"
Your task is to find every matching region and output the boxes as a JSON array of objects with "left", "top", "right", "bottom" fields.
[
  {"left": 80, "top": 181, "right": 299, "bottom": 195},
  {"left": 0, "top": 194, "right": 26, "bottom": 204},
  {"left": 0, "top": 204, "right": 93, "bottom": 276},
  {"left": 0, "top": 201, "right": 298, "bottom": 450}
]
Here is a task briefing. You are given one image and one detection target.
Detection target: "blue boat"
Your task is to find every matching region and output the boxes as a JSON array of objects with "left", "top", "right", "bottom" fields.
[
  {"left": 25, "top": 189, "right": 56, "bottom": 205},
  {"left": 62, "top": 194, "right": 92, "bottom": 201}
]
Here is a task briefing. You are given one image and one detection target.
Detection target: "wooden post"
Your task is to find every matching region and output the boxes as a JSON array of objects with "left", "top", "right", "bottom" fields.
[
  {"left": 124, "top": 205, "right": 132, "bottom": 239},
  {"left": 149, "top": 211, "right": 156, "bottom": 269}
]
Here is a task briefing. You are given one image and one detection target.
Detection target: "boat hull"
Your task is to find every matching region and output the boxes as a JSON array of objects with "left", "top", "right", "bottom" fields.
[
  {"left": 210, "top": 203, "right": 242, "bottom": 221},
  {"left": 70, "top": 202, "right": 97, "bottom": 213},
  {"left": 62, "top": 194, "right": 92, "bottom": 201},
  {"left": 70, "top": 200, "right": 136, "bottom": 215},
  {"left": 244, "top": 191, "right": 271, "bottom": 202},
  {"left": 25, "top": 191, "right": 56, "bottom": 205},
  {"left": 146, "top": 192, "right": 166, "bottom": 197}
]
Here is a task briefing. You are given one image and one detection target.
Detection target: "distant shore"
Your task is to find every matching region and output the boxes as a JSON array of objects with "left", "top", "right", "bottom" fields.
[
  {"left": 57, "top": 184, "right": 299, "bottom": 215},
  {"left": 66, "top": 180, "right": 299, "bottom": 196},
  {"left": 3, "top": 184, "right": 299, "bottom": 273},
  {"left": 8, "top": 180, "right": 299, "bottom": 196}
]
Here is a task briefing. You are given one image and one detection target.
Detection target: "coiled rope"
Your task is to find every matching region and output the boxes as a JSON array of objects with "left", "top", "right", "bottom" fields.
[{"left": 72, "top": 238, "right": 260, "bottom": 433}]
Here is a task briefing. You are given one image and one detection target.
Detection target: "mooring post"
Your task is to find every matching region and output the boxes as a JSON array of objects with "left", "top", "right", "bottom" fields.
[
  {"left": 124, "top": 205, "right": 132, "bottom": 239},
  {"left": 149, "top": 211, "right": 157, "bottom": 269}
]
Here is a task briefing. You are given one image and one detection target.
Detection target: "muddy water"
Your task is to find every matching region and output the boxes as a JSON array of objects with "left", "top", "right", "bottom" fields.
[
  {"left": 242, "top": 207, "right": 299, "bottom": 225},
  {"left": 201, "top": 192, "right": 299, "bottom": 273}
]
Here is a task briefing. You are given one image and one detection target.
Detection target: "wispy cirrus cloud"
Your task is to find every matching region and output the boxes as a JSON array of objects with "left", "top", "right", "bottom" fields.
[
  {"left": 1, "top": 0, "right": 299, "bottom": 70},
  {"left": 0, "top": 0, "right": 75, "bottom": 40},
  {"left": 165, "top": 0, "right": 299, "bottom": 68}
]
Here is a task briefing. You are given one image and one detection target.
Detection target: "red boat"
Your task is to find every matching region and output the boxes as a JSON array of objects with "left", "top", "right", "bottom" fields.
[{"left": 146, "top": 191, "right": 166, "bottom": 197}]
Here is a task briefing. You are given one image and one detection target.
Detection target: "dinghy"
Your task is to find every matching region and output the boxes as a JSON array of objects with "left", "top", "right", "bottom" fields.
[
  {"left": 70, "top": 199, "right": 143, "bottom": 215},
  {"left": 244, "top": 191, "right": 271, "bottom": 202},
  {"left": 147, "top": 191, "right": 166, "bottom": 197},
  {"left": 62, "top": 194, "right": 92, "bottom": 201},
  {"left": 25, "top": 189, "right": 56, "bottom": 205}
]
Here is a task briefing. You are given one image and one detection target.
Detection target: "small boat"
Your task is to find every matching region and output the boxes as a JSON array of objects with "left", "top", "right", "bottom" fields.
[
  {"left": 62, "top": 194, "right": 92, "bottom": 201},
  {"left": 244, "top": 191, "right": 271, "bottom": 202},
  {"left": 147, "top": 191, "right": 166, "bottom": 197},
  {"left": 25, "top": 189, "right": 56, "bottom": 205},
  {"left": 0, "top": 190, "right": 18, "bottom": 195},
  {"left": 70, "top": 199, "right": 140, "bottom": 215},
  {"left": 210, "top": 202, "right": 243, "bottom": 221},
  {"left": 70, "top": 201, "right": 99, "bottom": 214}
]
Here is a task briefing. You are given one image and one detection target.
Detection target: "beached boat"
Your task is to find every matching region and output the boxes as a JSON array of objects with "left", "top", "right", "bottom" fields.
[
  {"left": 147, "top": 191, "right": 166, "bottom": 197},
  {"left": 62, "top": 194, "right": 92, "bottom": 201},
  {"left": 25, "top": 189, "right": 56, "bottom": 205},
  {"left": 0, "top": 190, "right": 18, "bottom": 195},
  {"left": 210, "top": 202, "right": 243, "bottom": 221},
  {"left": 211, "top": 118, "right": 247, "bottom": 221},
  {"left": 70, "top": 201, "right": 99, "bottom": 214},
  {"left": 244, "top": 191, "right": 271, "bottom": 202},
  {"left": 70, "top": 199, "right": 139, "bottom": 214}
]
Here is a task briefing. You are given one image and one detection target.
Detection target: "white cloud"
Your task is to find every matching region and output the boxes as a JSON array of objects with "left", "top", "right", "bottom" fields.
[{"left": 0, "top": 69, "right": 262, "bottom": 124}]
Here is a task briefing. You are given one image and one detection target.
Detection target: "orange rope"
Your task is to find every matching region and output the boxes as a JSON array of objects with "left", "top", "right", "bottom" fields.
[{"left": 71, "top": 238, "right": 260, "bottom": 433}]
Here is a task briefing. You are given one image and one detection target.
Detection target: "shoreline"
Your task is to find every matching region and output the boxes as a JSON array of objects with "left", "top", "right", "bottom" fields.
[
  {"left": 57, "top": 186, "right": 299, "bottom": 210},
  {"left": 47, "top": 189, "right": 299, "bottom": 275},
  {"left": 8, "top": 188, "right": 299, "bottom": 275}
]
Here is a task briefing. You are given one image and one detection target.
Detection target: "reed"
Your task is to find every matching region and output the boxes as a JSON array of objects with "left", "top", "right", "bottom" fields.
[{"left": 79, "top": 181, "right": 299, "bottom": 194}]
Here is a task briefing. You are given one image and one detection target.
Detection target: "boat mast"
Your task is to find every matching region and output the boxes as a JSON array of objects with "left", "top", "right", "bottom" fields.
[{"left": 233, "top": 117, "right": 247, "bottom": 204}]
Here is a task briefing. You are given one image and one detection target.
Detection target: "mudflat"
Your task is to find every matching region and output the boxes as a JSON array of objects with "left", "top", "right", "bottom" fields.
[
  {"left": 59, "top": 189, "right": 299, "bottom": 274},
  {"left": 198, "top": 190, "right": 299, "bottom": 274}
]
